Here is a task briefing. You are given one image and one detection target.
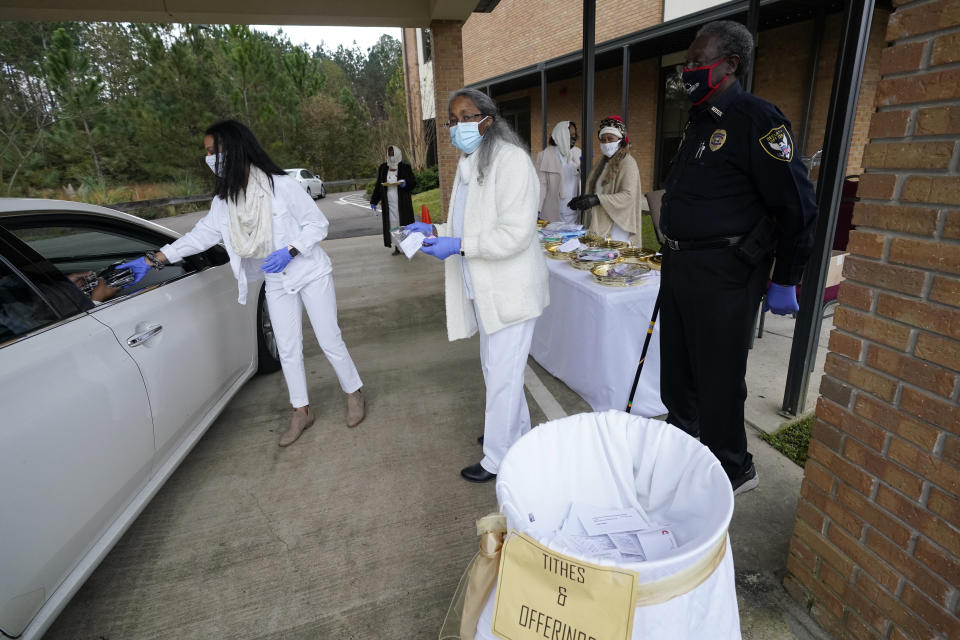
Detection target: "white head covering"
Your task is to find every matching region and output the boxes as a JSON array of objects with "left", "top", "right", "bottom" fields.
[
  {"left": 386, "top": 145, "right": 403, "bottom": 170},
  {"left": 550, "top": 121, "right": 575, "bottom": 164},
  {"left": 598, "top": 125, "right": 624, "bottom": 140}
]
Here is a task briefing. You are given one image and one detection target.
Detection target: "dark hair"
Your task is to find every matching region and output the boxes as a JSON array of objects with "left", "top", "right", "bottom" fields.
[
  {"left": 696, "top": 20, "right": 754, "bottom": 84},
  {"left": 204, "top": 120, "right": 285, "bottom": 203}
]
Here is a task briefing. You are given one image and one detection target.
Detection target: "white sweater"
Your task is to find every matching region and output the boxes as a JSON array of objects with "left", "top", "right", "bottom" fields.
[
  {"left": 436, "top": 143, "right": 549, "bottom": 340},
  {"left": 160, "top": 174, "right": 331, "bottom": 304}
]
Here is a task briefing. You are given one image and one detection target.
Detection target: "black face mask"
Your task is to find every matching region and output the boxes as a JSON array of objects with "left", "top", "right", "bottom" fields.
[{"left": 681, "top": 58, "right": 729, "bottom": 105}]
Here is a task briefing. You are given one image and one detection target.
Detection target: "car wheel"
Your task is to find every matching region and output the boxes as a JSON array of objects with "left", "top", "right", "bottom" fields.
[
  {"left": 319, "top": 186, "right": 326, "bottom": 199},
  {"left": 306, "top": 186, "right": 314, "bottom": 199},
  {"left": 256, "top": 286, "right": 282, "bottom": 374}
]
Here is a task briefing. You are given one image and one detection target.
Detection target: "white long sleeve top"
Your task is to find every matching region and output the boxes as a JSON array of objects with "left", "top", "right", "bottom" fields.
[
  {"left": 435, "top": 142, "right": 549, "bottom": 340},
  {"left": 160, "top": 174, "right": 332, "bottom": 304}
]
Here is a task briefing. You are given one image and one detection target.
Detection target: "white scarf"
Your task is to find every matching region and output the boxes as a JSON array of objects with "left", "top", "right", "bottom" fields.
[
  {"left": 387, "top": 145, "right": 402, "bottom": 170},
  {"left": 550, "top": 121, "right": 575, "bottom": 164},
  {"left": 226, "top": 166, "right": 274, "bottom": 259}
]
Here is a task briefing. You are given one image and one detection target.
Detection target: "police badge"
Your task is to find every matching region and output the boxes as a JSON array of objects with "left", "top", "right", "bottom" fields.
[
  {"left": 759, "top": 125, "right": 793, "bottom": 161},
  {"left": 709, "top": 129, "right": 727, "bottom": 152}
]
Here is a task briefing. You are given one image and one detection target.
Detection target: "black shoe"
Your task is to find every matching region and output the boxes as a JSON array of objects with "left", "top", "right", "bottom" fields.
[
  {"left": 731, "top": 462, "right": 759, "bottom": 496},
  {"left": 477, "top": 435, "right": 484, "bottom": 445},
  {"left": 460, "top": 462, "right": 496, "bottom": 483}
]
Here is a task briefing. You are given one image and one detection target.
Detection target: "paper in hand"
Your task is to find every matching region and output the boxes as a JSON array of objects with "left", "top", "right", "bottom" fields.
[{"left": 399, "top": 231, "right": 426, "bottom": 259}]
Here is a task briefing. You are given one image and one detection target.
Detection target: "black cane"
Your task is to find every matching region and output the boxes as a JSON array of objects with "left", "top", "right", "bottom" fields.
[{"left": 626, "top": 290, "right": 662, "bottom": 413}]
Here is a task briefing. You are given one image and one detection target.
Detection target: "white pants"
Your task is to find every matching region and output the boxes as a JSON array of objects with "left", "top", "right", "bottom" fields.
[
  {"left": 478, "top": 314, "right": 537, "bottom": 474},
  {"left": 265, "top": 274, "right": 363, "bottom": 408}
]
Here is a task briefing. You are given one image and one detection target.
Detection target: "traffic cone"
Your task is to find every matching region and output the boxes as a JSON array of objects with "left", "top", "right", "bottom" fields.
[{"left": 421, "top": 205, "right": 431, "bottom": 224}]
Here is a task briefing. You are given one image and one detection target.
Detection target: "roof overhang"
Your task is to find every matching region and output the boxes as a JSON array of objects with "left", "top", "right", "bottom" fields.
[
  {"left": 0, "top": 0, "right": 500, "bottom": 26},
  {"left": 470, "top": 0, "right": 887, "bottom": 97}
]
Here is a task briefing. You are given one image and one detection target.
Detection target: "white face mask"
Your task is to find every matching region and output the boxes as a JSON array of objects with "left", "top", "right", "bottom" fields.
[
  {"left": 205, "top": 152, "right": 225, "bottom": 176},
  {"left": 600, "top": 141, "right": 621, "bottom": 158}
]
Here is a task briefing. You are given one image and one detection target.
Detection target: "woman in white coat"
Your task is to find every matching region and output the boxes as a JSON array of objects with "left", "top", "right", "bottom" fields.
[
  {"left": 535, "top": 121, "right": 581, "bottom": 224},
  {"left": 119, "top": 120, "right": 365, "bottom": 447},
  {"left": 407, "top": 88, "right": 549, "bottom": 483}
]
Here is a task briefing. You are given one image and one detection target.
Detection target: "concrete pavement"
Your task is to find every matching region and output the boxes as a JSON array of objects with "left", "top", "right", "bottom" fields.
[{"left": 44, "top": 210, "right": 833, "bottom": 638}]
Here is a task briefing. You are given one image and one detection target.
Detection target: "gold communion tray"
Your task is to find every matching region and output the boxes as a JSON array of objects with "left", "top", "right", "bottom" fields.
[
  {"left": 569, "top": 247, "right": 621, "bottom": 270},
  {"left": 581, "top": 234, "right": 629, "bottom": 250},
  {"left": 537, "top": 219, "right": 548, "bottom": 228},
  {"left": 619, "top": 247, "right": 655, "bottom": 260},
  {"left": 647, "top": 255, "right": 663, "bottom": 270},
  {"left": 545, "top": 241, "right": 575, "bottom": 260},
  {"left": 590, "top": 261, "right": 652, "bottom": 287}
]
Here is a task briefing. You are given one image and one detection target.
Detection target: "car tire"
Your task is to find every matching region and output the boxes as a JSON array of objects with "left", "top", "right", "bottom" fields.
[
  {"left": 306, "top": 186, "right": 314, "bottom": 199},
  {"left": 256, "top": 286, "right": 282, "bottom": 374},
  {"left": 319, "top": 186, "right": 326, "bottom": 199}
]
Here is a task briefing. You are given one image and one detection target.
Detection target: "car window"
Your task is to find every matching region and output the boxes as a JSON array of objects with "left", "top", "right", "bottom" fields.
[
  {"left": 300, "top": 170, "right": 311, "bottom": 179},
  {"left": 0, "top": 258, "right": 60, "bottom": 345},
  {"left": 9, "top": 223, "right": 199, "bottom": 295},
  {"left": 286, "top": 170, "right": 297, "bottom": 177}
]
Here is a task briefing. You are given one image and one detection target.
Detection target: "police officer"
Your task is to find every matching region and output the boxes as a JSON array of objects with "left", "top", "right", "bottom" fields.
[{"left": 659, "top": 21, "right": 817, "bottom": 494}]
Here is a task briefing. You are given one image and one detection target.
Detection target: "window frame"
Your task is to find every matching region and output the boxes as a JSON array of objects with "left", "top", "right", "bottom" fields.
[{"left": 0, "top": 210, "right": 222, "bottom": 322}]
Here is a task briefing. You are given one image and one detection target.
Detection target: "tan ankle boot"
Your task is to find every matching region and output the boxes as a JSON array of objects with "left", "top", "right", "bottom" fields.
[
  {"left": 346, "top": 389, "right": 365, "bottom": 428},
  {"left": 279, "top": 408, "right": 314, "bottom": 447}
]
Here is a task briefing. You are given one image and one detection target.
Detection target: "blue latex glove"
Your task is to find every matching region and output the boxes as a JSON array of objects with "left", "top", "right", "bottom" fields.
[
  {"left": 421, "top": 236, "right": 461, "bottom": 260},
  {"left": 262, "top": 247, "right": 294, "bottom": 273},
  {"left": 764, "top": 283, "right": 799, "bottom": 315},
  {"left": 370, "top": 203, "right": 377, "bottom": 212},
  {"left": 405, "top": 221, "right": 434, "bottom": 235},
  {"left": 117, "top": 257, "right": 151, "bottom": 286},
  {"left": 398, "top": 179, "right": 406, "bottom": 188}
]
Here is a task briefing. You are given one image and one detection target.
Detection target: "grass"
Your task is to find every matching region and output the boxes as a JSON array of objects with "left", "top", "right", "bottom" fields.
[
  {"left": 760, "top": 412, "right": 814, "bottom": 467},
  {"left": 411, "top": 188, "right": 442, "bottom": 221}
]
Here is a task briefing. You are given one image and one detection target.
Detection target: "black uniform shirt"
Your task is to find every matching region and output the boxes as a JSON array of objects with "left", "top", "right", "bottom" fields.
[{"left": 661, "top": 81, "right": 818, "bottom": 285}]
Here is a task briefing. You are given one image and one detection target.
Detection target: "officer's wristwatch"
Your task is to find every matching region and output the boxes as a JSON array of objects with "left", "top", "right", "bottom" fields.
[{"left": 288, "top": 246, "right": 300, "bottom": 258}]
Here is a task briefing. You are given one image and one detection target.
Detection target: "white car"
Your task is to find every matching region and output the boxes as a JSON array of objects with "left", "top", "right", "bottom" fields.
[
  {"left": 0, "top": 199, "right": 281, "bottom": 639},
  {"left": 285, "top": 168, "right": 326, "bottom": 199}
]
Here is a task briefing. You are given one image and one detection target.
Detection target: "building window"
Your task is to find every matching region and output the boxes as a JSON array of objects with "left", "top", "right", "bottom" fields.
[{"left": 421, "top": 28, "right": 432, "bottom": 62}]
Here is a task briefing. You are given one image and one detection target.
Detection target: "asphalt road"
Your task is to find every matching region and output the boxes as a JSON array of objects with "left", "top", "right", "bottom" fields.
[{"left": 157, "top": 190, "right": 384, "bottom": 241}]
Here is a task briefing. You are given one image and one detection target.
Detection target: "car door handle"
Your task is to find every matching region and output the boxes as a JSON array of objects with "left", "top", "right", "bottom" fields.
[{"left": 127, "top": 324, "right": 163, "bottom": 347}]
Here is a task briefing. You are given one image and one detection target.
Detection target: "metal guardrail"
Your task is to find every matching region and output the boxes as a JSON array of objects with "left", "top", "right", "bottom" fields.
[
  {"left": 323, "top": 178, "right": 371, "bottom": 191},
  {"left": 109, "top": 178, "right": 370, "bottom": 211},
  {"left": 111, "top": 194, "right": 213, "bottom": 211}
]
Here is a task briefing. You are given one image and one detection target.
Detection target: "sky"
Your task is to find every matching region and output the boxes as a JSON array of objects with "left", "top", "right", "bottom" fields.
[{"left": 251, "top": 25, "right": 403, "bottom": 53}]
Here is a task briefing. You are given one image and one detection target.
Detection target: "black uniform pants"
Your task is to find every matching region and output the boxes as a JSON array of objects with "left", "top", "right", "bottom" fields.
[{"left": 659, "top": 245, "right": 772, "bottom": 480}]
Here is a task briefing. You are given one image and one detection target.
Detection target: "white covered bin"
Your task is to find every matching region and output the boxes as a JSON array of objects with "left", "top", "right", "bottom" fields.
[{"left": 474, "top": 410, "right": 740, "bottom": 639}]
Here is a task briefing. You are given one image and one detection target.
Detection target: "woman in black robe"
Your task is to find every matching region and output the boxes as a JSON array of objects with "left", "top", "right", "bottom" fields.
[{"left": 370, "top": 145, "right": 417, "bottom": 254}]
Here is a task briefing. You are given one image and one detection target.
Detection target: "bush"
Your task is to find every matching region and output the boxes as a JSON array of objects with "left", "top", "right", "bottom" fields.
[
  {"left": 412, "top": 166, "right": 438, "bottom": 194},
  {"left": 365, "top": 180, "right": 377, "bottom": 197}
]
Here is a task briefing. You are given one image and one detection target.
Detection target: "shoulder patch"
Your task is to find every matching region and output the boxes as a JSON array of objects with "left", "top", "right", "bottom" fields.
[
  {"left": 709, "top": 129, "right": 727, "bottom": 152},
  {"left": 759, "top": 125, "right": 794, "bottom": 162}
]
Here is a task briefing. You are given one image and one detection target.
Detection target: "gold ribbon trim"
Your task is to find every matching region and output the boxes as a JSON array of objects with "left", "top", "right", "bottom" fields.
[
  {"left": 459, "top": 514, "right": 508, "bottom": 640},
  {"left": 633, "top": 532, "right": 728, "bottom": 607}
]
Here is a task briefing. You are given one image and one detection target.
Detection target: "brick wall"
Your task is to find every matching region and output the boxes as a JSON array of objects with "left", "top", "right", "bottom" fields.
[
  {"left": 783, "top": 1, "right": 960, "bottom": 638},
  {"left": 754, "top": 11, "right": 887, "bottom": 173},
  {"left": 430, "top": 20, "right": 464, "bottom": 220},
  {"left": 461, "top": 0, "right": 661, "bottom": 85}
]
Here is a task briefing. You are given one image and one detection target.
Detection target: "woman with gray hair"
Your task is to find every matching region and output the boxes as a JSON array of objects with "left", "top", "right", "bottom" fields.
[{"left": 406, "top": 88, "right": 549, "bottom": 483}]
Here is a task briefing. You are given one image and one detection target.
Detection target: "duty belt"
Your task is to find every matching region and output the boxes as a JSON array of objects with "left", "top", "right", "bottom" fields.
[{"left": 663, "top": 234, "right": 744, "bottom": 251}]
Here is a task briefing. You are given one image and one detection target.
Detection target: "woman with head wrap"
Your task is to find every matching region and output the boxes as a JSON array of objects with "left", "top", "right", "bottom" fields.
[
  {"left": 370, "top": 145, "right": 417, "bottom": 255},
  {"left": 568, "top": 115, "right": 643, "bottom": 245},
  {"left": 535, "top": 121, "right": 581, "bottom": 224}
]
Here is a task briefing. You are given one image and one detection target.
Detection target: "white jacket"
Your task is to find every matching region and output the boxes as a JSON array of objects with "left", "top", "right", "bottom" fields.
[
  {"left": 436, "top": 142, "right": 549, "bottom": 340},
  {"left": 160, "top": 174, "right": 331, "bottom": 304}
]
